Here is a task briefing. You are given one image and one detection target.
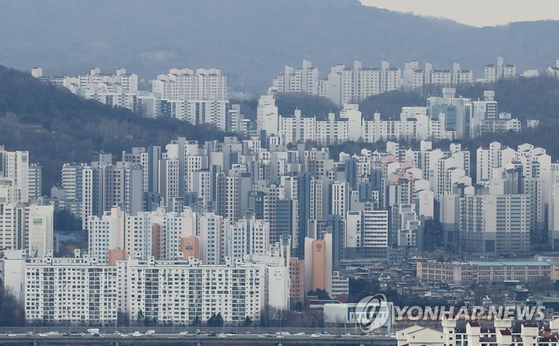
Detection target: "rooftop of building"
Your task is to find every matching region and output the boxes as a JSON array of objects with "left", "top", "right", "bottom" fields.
[{"left": 471, "top": 261, "right": 551, "bottom": 267}]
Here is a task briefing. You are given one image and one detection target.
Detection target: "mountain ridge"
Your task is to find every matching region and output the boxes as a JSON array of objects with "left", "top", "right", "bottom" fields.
[{"left": 0, "top": 0, "right": 557, "bottom": 92}]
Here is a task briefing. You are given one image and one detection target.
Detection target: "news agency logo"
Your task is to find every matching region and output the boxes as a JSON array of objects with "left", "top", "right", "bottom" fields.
[
  {"left": 356, "top": 294, "right": 390, "bottom": 333},
  {"left": 354, "top": 293, "right": 546, "bottom": 334}
]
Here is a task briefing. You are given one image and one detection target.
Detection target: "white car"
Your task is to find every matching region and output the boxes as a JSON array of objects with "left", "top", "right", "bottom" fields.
[
  {"left": 7, "top": 334, "right": 17, "bottom": 337},
  {"left": 294, "top": 332, "right": 305, "bottom": 336},
  {"left": 218, "top": 334, "right": 227, "bottom": 338},
  {"left": 311, "top": 333, "right": 320, "bottom": 338},
  {"left": 179, "top": 331, "right": 188, "bottom": 335}
]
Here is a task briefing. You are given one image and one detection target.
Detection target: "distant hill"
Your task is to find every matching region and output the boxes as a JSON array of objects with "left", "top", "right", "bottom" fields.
[
  {"left": 0, "top": 0, "right": 558, "bottom": 92},
  {"left": 0, "top": 65, "right": 226, "bottom": 194}
]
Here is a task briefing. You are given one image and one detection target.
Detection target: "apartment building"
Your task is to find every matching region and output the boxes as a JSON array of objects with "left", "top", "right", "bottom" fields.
[
  {"left": 271, "top": 59, "right": 319, "bottom": 95},
  {"left": 403, "top": 61, "right": 473, "bottom": 90},
  {"left": 397, "top": 318, "right": 559, "bottom": 346},
  {"left": 6, "top": 251, "right": 288, "bottom": 325},
  {"left": 319, "top": 60, "right": 401, "bottom": 105},
  {"left": 0, "top": 147, "right": 30, "bottom": 204},
  {"left": 416, "top": 261, "right": 551, "bottom": 285},
  {"left": 152, "top": 68, "right": 227, "bottom": 101},
  {"left": 24, "top": 254, "right": 119, "bottom": 325},
  {"left": 122, "top": 256, "right": 288, "bottom": 325},
  {"left": 485, "top": 57, "right": 516, "bottom": 83}
]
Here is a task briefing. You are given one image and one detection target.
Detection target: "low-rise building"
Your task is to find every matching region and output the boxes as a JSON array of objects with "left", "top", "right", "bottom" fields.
[{"left": 417, "top": 261, "right": 552, "bottom": 285}]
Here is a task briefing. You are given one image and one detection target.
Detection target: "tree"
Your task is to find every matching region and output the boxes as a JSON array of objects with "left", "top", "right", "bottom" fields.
[
  {"left": 136, "top": 309, "right": 144, "bottom": 326},
  {"left": 307, "top": 289, "right": 330, "bottom": 300},
  {"left": 207, "top": 313, "right": 224, "bottom": 327},
  {"left": 54, "top": 209, "right": 83, "bottom": 232},
  {"left": 0, "top": 278, "right": 26, "bottom": 326},
  {"left": 191, "top": 316, "right": 201, "bottom": 327},
  {"left": 423, "top": 219, "right": 444, "bottom": 252},
  {"left": 348, "top": 278, "right": 381, "bottom": 303},
  {"left": 359, "top": 90, "right": 425, "bottom": 119},
  {"left": 243, "top": 316, "right": 252, "bottom": 327},
  {"left": 117, "top": 312, "right": 130, "bottom": 327}
]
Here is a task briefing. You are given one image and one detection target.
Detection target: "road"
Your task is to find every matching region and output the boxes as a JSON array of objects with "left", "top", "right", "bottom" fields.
[{"left": 0, "top": 332, "right": 398, "bottom": 345}]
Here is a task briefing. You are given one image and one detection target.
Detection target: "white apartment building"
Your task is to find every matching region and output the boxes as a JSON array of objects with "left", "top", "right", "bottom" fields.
[
  {"left": 476, "top": 142, "right": 517, "bottom": 182},
  {"left": 269, "top": 102, "right": 481, "bottom": 145},
  {"left": 484, "top": 57, "right": 516, "bottom": 83},
  {"left": 256, "top": 94, "right": 279, "bottom": 136},
  {"left": 0, "top": 147, "right": 30, "bottom": 204},
  {"left": 331, "top": 181, "right": 349, "bottom": 220},
  {"left": 80, "top": 157, "right": 143, "bottom": 230},
  {"left": 0, "top": 203, "right": 30, "bottom": 251},
  {"left": 6, "top": 252, "right": 289, "bottom": 325},
  {"left": 402, "top": 61, "right": 473, "bottom": 90},
  {"left": 85, "top": 90, "right": 139, "bottom": 112},
  {"left": 122, "top": 256, "right": 288, "bottom": 325},
  {"left": 0, "top": 202, "right": 53, "bottom": 258},
  {"left": 0, "top": 177, "right": 18, "bottom": 205},
  {"left": 35, "top": 68, "right": 140, "bottom": 112},
  {"left": 316, "top": 113, "right": 349, "bottom": 145},
  {"left": 319, "top": 60, "right": 401, "bottom": 106},
  {"left": 88, "top": 207, "right": 126, "bottom": 265},
  {"left": 163, "top": 99, "right": 228, "bottom": 130},
  {"left": 345, "top": 210, "right": 389, "bottom": 259},
  {"left": 456, "top": 191, "right": 531, "bottom": 256},
  {"left": 158, "top": 158, "right": 180, "bottom": 208},
  {"left": 60, "top": 163, "right": 87, "bottom": 217},
  {"left": 152, "top": 207, "right": 197, "bottom": 260},
  {"left": 270, "top": 59, "right": 477, "bottom": 104},
  {"left": 37, "top": 67, "right": 138, "bottom": 93},
  {"left": 78, "top": 68, "right": 138, "bottom": 93},
  {"left": 24, "top": 254, "right": 119, "bottom": 325},
  {"left": 271, "top": 59, "right": 319, "bottom": 95},
  {"left": 28, "top": 205, "right": 53, "bottom": 258},
  {"left": 152, "top": 68, "right": 227, "bottom": 101},
  {"left": 480, "top": 118, "right": 521, "bottom": 134},
  {"left": 279, "top": 109, "right": 316, "bottom": 144},
  {"left": 199, "top": 212, "right": 225, "bottom": 265},
  {"left": 260, "top": 90, "right": 507, "bottom": 144},
  {"left": 88, "top": 206, "right": 198, "bottom": 265},
  {"left": 546, "top": 60, "right": 559, "bottom": 78},
  {"left": 475, "top": 142, "right": 552, "bottom": 246},
  {"left": 223, "top": 217, "right": 270, "bottom": 261},
  {"left": 126, "top": 212, "right": 154, "bottom": 261}
]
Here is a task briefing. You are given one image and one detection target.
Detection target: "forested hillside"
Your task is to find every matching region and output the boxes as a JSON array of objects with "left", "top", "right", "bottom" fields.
[{"left": 0, "top": 65, "right": 226, "bottom": 193}]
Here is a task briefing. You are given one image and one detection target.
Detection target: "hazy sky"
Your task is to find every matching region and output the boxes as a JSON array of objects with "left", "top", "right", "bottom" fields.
[{"left": 360, "top": 0, "right": 559, "bottom": 27}]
